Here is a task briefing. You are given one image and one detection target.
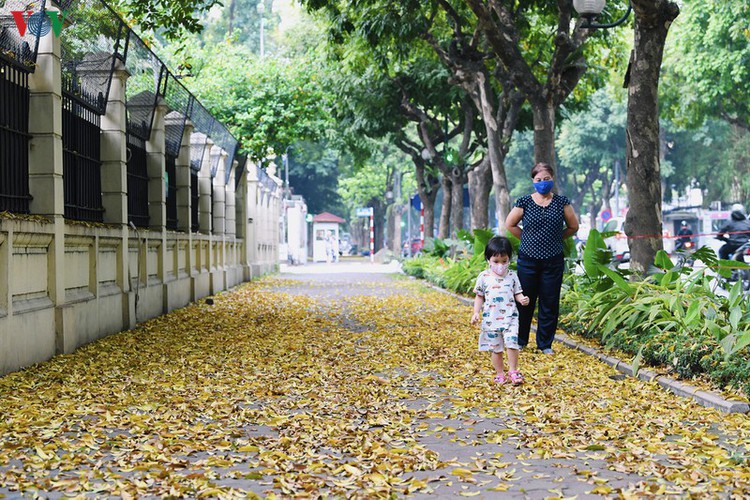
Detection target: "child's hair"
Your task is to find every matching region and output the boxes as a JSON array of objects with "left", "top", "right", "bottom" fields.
[{"left": 484, "top": 236, "right": 513, "bottom": 261}]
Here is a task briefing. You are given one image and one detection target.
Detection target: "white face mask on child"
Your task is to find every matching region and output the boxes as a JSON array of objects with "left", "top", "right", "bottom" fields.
[{"left": 490, "top": 262, "right": 509, "bottom": 276}]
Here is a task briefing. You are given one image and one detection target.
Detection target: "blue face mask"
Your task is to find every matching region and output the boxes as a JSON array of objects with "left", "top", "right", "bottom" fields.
[{"left": 533, "top": 180, "right": 554, "bottom": 195}]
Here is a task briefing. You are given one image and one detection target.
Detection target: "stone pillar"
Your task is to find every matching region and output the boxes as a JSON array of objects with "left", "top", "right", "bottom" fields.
[
  {"left": 98, "top": 57, "right": 133, "bottom": 329},
  {"left": 199, "top": 139, "right": 214, "bottom": 234},
  {"left": 147, "top": 100, "right": 168, "bottom": 232},
  {"left": 27, "top": 23, "right": 67, "bottom": 353},
  {"left": 27, "top": 27, "right": 63, "bottom": 218},
  {"left": 245, "top": 162, "right": 260, "bottom": 276},
  {"left": 225, "top": 159, "right": 238, "bottom": 238},
  {"left": 171, "top": 117, "right": 193, "bottom": 233},
  {"left": 211, "top": 146, "right": 227, "bottom": 236},
  {"left": 100, "top": 59, "right": 130, "bottom": 225}
]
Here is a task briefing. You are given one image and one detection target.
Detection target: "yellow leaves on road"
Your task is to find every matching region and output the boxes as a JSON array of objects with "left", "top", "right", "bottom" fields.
[{"left": 0, "top": 276, "right": 748, "bottom": 498}]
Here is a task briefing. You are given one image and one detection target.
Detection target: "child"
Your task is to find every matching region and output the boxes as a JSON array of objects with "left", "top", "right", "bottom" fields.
[{"left": 471, "top": 236, "right": 530, "bottom": 385}]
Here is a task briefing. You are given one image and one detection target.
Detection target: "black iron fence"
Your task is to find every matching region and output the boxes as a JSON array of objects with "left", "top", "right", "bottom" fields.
[
  {"left": 126, "top": 134, "right": 149, "bottom": 227},
  {"left": 62, "top": 94, "right": 104, "bottom": 221},
  {"left": 0, "top": 61, "right": 31, "bottom": 213},
  {"left": 166, "top": 153, "right": 177, "bottom": 230},
  {"left": 190, "top": 171, "right": 199, "bottom": 232},
  {"left": 1, "top": 0, "right": 244, "bottom": 224}
]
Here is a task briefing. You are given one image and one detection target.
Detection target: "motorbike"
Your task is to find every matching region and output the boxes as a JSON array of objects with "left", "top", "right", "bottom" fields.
[
  {"left": 716, "top": 236, "right": 750, "bottom": 291},
  {"left": 673, "top": 238, "right": 696, "bottom": 267}
]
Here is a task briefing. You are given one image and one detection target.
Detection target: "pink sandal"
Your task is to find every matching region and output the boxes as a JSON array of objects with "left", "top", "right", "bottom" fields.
[
  {"left": 493, "top": 373, "right": 507, "bottom": 385},
  {"left": 508, "top": 370, "right": 524, "bottom": 385}
]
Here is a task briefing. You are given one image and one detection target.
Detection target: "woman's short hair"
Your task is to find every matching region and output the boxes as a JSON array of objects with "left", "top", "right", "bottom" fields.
[
  {"left": 484, "top": 236, "right": 513, "bottom": 261},
  {"left": 531, "top": 162, "right": 554, "bottom": 179}
]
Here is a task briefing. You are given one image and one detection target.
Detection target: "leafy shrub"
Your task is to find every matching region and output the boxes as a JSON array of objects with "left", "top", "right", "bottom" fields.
[
  {"left": 560, "top": 229, "right": 750, "bottom": 396},
  {"left": 402, "top": 255, "right": 449, "bottom": 288},
  {"left": 442, "top": 229, "right": 494, "bottom": 295}
]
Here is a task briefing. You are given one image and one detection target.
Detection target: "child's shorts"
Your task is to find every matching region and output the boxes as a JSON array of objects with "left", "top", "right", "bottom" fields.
[{"left": 479, "top": 329, "right": 521, "bottom": 352}]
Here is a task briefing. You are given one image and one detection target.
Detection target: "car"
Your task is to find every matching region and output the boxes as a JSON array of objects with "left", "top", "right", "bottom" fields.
[{"left": 402, "top": 238, "right": 423, "bottom": 257}]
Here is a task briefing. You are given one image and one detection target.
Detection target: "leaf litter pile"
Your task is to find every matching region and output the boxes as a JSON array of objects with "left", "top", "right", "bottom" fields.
[{"left": 1, "top": 276, "right": 749, "bottom": 498}]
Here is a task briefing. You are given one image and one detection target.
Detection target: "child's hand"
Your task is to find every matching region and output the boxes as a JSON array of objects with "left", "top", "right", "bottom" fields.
[
  {"left": 517, "top": 294, "right": 530, "bottom": 306},
  {"left": 471, "top": 312, "right": 480, "bottom": 325}
]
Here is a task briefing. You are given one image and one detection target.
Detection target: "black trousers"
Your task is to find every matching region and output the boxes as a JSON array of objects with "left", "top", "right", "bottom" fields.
[{"left": 516, "top": 252, "right": 565, "bottom": 350}]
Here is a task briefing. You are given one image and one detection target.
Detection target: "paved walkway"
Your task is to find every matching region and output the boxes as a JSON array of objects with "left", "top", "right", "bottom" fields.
[{"left": 0, "top": 261, "right": 749, "bottom": 498}]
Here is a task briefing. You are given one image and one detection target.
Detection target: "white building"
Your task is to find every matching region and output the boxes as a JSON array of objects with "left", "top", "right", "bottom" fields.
[{"left": 311, "top": 212, "right": 346, "bottom": 262}]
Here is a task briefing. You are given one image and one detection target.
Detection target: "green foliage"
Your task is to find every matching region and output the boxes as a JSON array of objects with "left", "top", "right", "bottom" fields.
[
  {"left": 401, "top": 255, "right": 449, "bottom": 289},
  {"left": 287, "top": 142, "right": 344, "bottom": 216},
  {"left": 421, "top": 237, "right": 450, "bottom": 258},
  {"left": 561, "top": 242, "right": 750, "bottom": 396},
  {"left": 663, "top": 0, "right": 750, "bottom": 130},
  {"left": 180, "top": 39, "right": 334, "bottom": 161},
  {"left": 403, "top": 229, "right": 496, "bottom": 295},
  {"left": 108, "top": 0, "right": 219, "bottom": 40}
]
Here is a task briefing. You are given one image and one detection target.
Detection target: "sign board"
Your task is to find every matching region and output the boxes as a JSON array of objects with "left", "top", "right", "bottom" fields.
[
  {"left": 356, "top": 207, "right": 373, "bottom": 217},
  {"left": 600, "top": 209, "right": 612, "bottom": 222},
  {"left": 410, "top": 194, "right": 422, "bottom": 211}
]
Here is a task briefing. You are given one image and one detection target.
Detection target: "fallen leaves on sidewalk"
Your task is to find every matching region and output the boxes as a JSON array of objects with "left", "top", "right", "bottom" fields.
[{"left": 0, "top": 276, "right": 748, "bottom": 498}]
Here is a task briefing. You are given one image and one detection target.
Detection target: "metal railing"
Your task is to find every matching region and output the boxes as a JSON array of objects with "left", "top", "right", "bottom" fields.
[
  {"left": 190, "top": 171, "right": 199, "bottom": 232},
  {"left": 126, "top": 134, "right": 149, "bottom": 227},
  {"left": 62, "top": 95, "right": 104, "bottom": 221},
  {"left": 0, "top": 61, "right": 31, "bottom": 213},
  {"left": 166, "top": 153, "right": 177, "bottom": 230}
]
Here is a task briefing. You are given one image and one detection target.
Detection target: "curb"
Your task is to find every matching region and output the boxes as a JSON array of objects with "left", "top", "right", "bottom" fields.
[
  {"left": 415, "top": 278, "right": 750, "bottom": 414},
  {"left": 556, "top": 333, "right": 750, "bottom": 414}
]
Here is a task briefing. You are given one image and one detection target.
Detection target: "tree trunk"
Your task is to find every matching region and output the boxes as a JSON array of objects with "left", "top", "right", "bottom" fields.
[
  {"left": 369, "top": 199, "right": 385, "bottom": 254},
  {"left": 468, "top": 157, "right": 492, "bottom": 229},
  {"left": 413, "top": 160, "right": 438, "bottom": 239},
  {"left": 386, "top": 204, "right": 395, "bottom": 252},
  {"left": 625, "top": 0, "right": 680, "bottom": 274},
  {"left": 423, "top": 199, "right": 435, "bottom": 239},
  {"left": 532, "top": 100, "right": 557, "bottom": 168},
  {"left": 438, "top": 176, "right": 452, "bottom": 239},
  {"left": 480, "top": 77, "right": 522, "bottom": 232},
  {"left": 393, "top": 206, "right": 403, "bottom": 254},
  {"left": 450, "top": 170, "right": 465, "bottom": 236}
]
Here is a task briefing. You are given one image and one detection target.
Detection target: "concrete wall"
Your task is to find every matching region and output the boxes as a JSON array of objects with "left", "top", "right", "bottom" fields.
[{"left": 0, "top": 24, "right": 281, "bottom": 376}]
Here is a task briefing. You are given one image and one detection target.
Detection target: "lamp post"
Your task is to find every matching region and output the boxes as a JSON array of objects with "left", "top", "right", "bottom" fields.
[
  {"left": 573, "top": 0, "right": 632, "bottom": 29},
  {"left": 257, "top": 1, "right": 265, "bottom": 58}
]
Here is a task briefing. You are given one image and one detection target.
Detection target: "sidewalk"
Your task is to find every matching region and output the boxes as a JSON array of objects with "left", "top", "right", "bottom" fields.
[{"left": 0, "top": 264, "right": 748, "bottom": 498}]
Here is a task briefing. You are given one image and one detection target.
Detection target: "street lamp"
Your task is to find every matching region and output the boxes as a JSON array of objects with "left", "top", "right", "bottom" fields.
[
  {"left": 573, "top": 0, "right": 632, "bottom": 29},
  {"left": 257, "top": 1, "right": 265, "bottom": 58}
]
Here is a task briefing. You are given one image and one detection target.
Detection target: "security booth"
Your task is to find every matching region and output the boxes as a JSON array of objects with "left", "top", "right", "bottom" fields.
[{"left": 312, "top": 212, "right": 345, "bottom": 262}]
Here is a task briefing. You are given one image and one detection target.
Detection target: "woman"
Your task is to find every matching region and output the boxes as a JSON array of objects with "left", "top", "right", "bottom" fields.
[{"left": 505, "top": 163, "right": 579, "bottom": 354}]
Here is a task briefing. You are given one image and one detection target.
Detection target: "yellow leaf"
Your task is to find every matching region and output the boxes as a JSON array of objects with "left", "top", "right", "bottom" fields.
[
  {"left": 343, "top": 464, "right": 362, "bottom": 476},
  {"left": 487, "top": 483, "right": 510, "bottom": 492},
  {"left": 451, "top": 468, "right": 474, "bottom": 478},
  {"left": 35, "top": 446, "right": 52, "bottom": 460},
  {"left": 590, "top": 486, "right": 613, "bottom": 494}
]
